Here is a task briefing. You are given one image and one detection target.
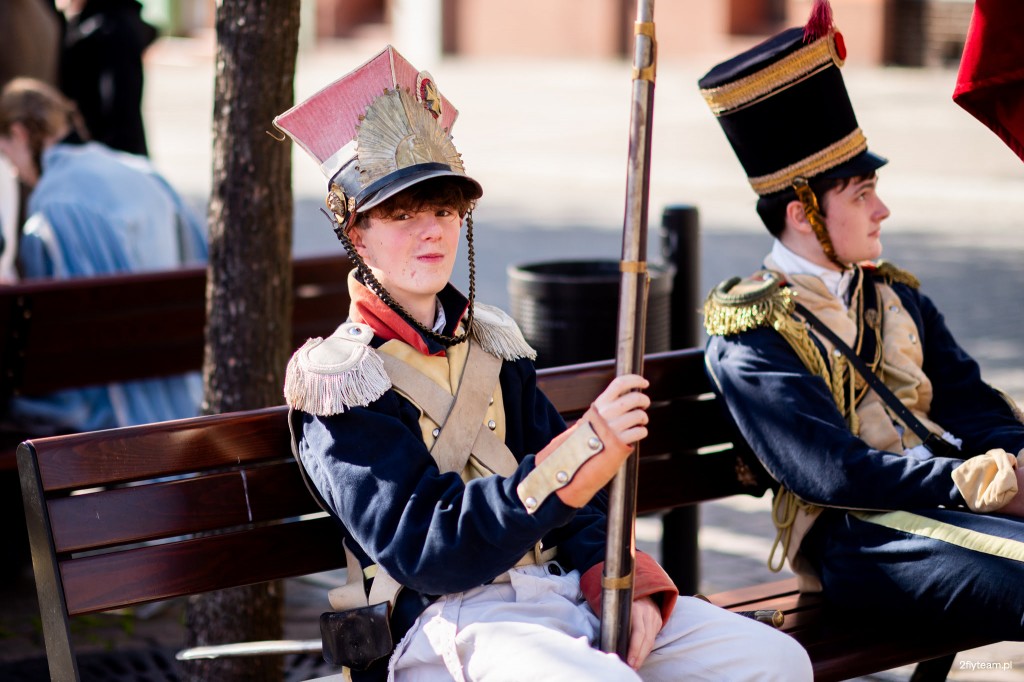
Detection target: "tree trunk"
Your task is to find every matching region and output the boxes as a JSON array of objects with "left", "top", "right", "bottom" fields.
[{"left": 185, "top": 2, "right": 300, "bottom": 681}]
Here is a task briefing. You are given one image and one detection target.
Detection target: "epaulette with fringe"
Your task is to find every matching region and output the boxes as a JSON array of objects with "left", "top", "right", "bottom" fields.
[
  {"left": 873, "top": 260, "right": 920, "bottom": 289},
  {"left": 703, "top": 270, "right": 795, "bottom": 336},
  {"left": 284, "top": 323, "right": 391, "bottom": 416},
  {"left": 470, "top": 302, "right": 538, "bottom": 362}
]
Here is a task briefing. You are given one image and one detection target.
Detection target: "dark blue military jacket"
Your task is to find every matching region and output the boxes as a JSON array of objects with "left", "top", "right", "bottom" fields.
[
  {"left": 706, "top": 273, "right": 1024, "bottom": 513},
  {"left": 292, "top": 285, "right": 609, "bottom": 679}
]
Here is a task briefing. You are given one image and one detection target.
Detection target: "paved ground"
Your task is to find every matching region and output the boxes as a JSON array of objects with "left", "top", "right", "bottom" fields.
[{"left": 2, "top": 30, "right": 1023, "bottom": 681}]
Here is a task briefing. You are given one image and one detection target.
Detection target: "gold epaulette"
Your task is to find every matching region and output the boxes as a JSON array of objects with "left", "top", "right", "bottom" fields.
[
  {"left": 874, "top": 260, "right": 920, "bottom": 289},
  {"left": 703, "top": 270, "right": 795, "bottom": 336},
  {"left": 284, "top": 322, "right": 392, "bottom": 416}
]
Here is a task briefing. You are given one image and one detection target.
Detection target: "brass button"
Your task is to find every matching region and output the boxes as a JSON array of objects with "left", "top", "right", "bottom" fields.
[
  {"left": 432, "top": 427, "right": 440, "bottom": 438},
  {"left": 889, "top": 305, "right": 899, "bottom": 313},
  {"left": 909, "top": 333, "right": 918, "bottom": 344},
  {"left": 525, "top": 497, "right": 538, "bottom": 509},
  {"left": 487, "top": 420, "right": 497, "bottom": 430},
  {"left": 587, "top": 436, "right": 601, "bottom": 451},
  {"left": 556, "top": 471, "right": 569, "bottom": 484},
  {"left": 832, "top": 349, "right": 842, "bottom": 358},
  {"left": 489, "top": 396, "right": 494, "bottom": 405}
]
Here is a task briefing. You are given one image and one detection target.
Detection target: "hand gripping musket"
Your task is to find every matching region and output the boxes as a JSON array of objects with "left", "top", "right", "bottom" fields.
[{"left": 600, "top": 0, "right": 657, "bottom": 659}]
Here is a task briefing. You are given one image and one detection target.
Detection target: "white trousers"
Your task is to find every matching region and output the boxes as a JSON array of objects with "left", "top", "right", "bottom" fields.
[{"left": 388, "top": 563, "right": 812, "bottom": 682}]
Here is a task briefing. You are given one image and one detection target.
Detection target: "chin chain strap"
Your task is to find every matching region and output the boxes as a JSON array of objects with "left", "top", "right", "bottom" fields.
[{"left": 792, "top": 177, "right": 848, "bottom": 271}]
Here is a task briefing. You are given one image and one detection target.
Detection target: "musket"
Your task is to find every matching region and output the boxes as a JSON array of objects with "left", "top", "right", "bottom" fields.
[{"left": 599, "top": 0, "right": 657, "bottom": 659}]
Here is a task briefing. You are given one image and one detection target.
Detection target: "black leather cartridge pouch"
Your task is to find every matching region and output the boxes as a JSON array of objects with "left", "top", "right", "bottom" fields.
[{"left": 320, "top": 602, "right": 394, "bottom": 670}]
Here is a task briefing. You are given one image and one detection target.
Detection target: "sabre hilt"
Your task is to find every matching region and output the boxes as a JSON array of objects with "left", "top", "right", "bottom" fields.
[
  {"left": 735, "top": 609, "right": 785, "bottom": 628},
  {"left": 693, "top": 594, "right": 785, "bottom": 629}
]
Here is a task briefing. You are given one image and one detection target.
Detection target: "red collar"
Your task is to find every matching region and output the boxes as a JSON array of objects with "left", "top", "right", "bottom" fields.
[{"left": 346, "top": 271, "right": 473, "bottom": 357}]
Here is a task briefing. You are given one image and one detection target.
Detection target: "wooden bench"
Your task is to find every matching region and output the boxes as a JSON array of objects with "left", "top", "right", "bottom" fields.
[
  {"left": 17, "top": 348, "right": 994, "bottom": 681},
  {"left": 0, "top": 254, "right": 353, "bottom": 472},
  {"left": 0, "top": 255, "right": 352, "bottom": 571}
]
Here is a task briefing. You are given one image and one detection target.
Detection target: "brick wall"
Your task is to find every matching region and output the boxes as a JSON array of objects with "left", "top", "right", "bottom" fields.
[{"left": 886, "top": 0, "right": 973, "bottom": 66}]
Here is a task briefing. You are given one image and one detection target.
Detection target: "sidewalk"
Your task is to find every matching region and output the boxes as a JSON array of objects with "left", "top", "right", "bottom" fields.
[
  {"left": 145, "top": 33, "right": 1024, "bottom": 405},
  {"left": 2, "top": 32, "right": 1023, "bottom": 681}
]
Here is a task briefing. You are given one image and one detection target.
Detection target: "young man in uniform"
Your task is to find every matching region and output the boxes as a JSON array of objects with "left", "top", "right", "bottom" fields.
[
  {"left": 275, "top": 46, "right": 811, "bottom": 681},
  {"left": 701, "top": 2, "right": 1024, "bottom": 637}
]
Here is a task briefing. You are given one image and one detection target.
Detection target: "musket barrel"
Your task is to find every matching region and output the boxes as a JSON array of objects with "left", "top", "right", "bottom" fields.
[{"left": 600, "top": 0, "right": 657, "bottom": 659}]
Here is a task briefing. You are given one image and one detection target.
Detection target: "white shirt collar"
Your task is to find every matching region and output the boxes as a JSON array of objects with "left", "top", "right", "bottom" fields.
[
  {"left": 432, "top": 297, "right": 446, "bottom": 333},
  {"left": 769, "top": 239, "right": 856, "bottom": 307}
]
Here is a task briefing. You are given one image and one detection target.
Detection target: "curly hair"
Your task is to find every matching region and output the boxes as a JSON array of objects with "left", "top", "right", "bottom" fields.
[{"left": 351, "top": 176, "right": 475, "bottom": 229}]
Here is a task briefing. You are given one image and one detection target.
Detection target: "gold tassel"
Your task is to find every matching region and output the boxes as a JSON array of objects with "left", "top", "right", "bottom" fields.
[
  {"left": 703, "top": 286, "right": 795, "bottom": 336},
  {"left": 848, "top": 362, "right": 860, "bottom": 435},
  {"left": 769, "top": 488, "right": 799, "bottom": 573},
  {"left": 829, "top": 353, "right": 848, "bottom": 423},
  {"left": 876, "top": 260, "right": 921, "bottom": 289}
]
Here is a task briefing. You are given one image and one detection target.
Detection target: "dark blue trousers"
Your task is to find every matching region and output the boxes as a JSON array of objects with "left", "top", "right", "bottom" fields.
[{"left": 804, "top": 507, "right": 1024, "bottom": 640}]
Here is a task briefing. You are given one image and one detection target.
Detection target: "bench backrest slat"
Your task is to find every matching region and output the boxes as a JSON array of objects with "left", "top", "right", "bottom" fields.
[
  {"left": 33, "top": 407, "right": 289, "bottom": 492},
  {"left": 59, "top": 517, "right": 344, "bottom": 615},
  {"left": 48, "top": 461, "right": 320, "bottom": 553},
  {"left": 12, "top": 269, "right": 207, "bottom": 390},
  {"left": 0, "top": 256, "right": 353, "bottom": 399},
  {"left": 638, "top": 449, "right": 758, "bottom": 511}
]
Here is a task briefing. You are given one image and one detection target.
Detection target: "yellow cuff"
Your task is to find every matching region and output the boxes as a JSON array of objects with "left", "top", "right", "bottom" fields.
[
  {"left": 952, "top": 449, "right": 1019, "bottom": 512},
  {"left": 517, "top": 422, "right": 604, "bottom": 514}
]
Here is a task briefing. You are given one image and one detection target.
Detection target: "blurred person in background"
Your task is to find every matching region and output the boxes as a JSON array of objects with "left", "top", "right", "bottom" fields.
[
  {"left": 0, "top": 0, "right": 60, "bottom": 89},
  {"left": 0, "top": 156, "right": 18, "bottom": 283},
  {"left": 0, "top": 77, "right": 206, "bottom": 433},
  {"left": 0, "top": 0, "right": 62, "bottom": 281},
  {"left": 57, "top": 0, "right": 157, "bottom": 156}
]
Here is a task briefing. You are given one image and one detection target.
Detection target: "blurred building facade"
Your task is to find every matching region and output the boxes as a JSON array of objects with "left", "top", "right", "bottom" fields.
[{"left": 140, "top": 0, "right": 974, "bottom": 67}]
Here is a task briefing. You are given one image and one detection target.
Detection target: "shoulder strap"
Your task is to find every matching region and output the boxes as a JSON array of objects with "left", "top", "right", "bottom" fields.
[
  {"left": 380, "top": 341, "right": 518, "bottom": 476},
  {"left": 794, "top": 302, "right": 958, "bottom": 458}
]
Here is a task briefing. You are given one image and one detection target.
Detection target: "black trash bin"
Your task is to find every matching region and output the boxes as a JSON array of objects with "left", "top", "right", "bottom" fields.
[{"left": 506, "top": 260, "right": 673, "bottom": 369}]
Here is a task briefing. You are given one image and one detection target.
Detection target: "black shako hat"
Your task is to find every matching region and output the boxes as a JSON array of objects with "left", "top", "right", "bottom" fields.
[{"left": 698, "top": 1, "right": 887, "bottom": 197}]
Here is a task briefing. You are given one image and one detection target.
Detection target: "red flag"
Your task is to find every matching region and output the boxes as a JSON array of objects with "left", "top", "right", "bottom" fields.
[{"left": 953, "top": 0, "right": 1024, "bottom": 162}]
